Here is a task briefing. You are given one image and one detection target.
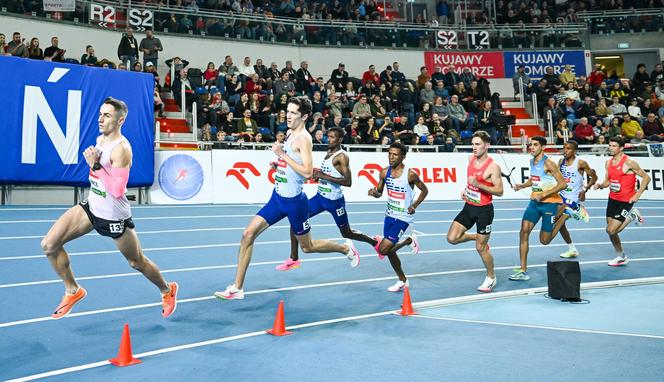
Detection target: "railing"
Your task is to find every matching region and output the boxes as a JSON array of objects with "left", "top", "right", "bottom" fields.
[
  {"left": 578, "top": 9, "right": 664, "bottom": 34},
  {"left": 517, "top": 77, "right": 525, "bottom": 109},
  {"left": 546, "top": 110, "right": 554, "bottom": 144},
  {"left": 0, "top": 0, "right": 590, "bottom": 49}
]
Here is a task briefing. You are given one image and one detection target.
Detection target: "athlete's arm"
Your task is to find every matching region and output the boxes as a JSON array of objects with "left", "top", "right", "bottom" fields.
[
  {"left": 626, "top": 158, "right": 651, "bottom": 203},
  {"left": 473, "top": 162, "right": 504, "bottom": 196},
  {"left": 94, "top": 142, "right": 131, "bottom": 199},
  {"left": 514, "top": 178, "right": 532, "bottom": 191},
  {"left": 540, "top": 159, "right": 567, "bottom": 199},
  {"left": 594, "top": 160, "right": 610, "bottom": 190},
  {"left": 408, "top": 169, "right": 428, "bottom": 214},
  {"left": 368, "top": 168, "right": 387, "bottom": 198},
  {"left": 578, "top": 159, "right": 598, "bottom": 201},
  {"left": 316, "top": 153, "right": 352, "bottom": 187},
  {"left": 273, "top": 137, "right": 314, "bottom": 178}
]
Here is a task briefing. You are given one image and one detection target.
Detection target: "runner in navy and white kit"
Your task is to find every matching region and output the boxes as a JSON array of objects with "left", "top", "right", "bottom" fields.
[
  {"left": 368, "top": 142, "right": 428, "bottom": 292},
  {"left": 278, "top": 127, "right": 378, "bottom": 271},
  {"left": 41, "top": 97, "right": 178, "bottom": 319},
  {"left": 215, "top": 97, "right": 360, "bottom": 300}
]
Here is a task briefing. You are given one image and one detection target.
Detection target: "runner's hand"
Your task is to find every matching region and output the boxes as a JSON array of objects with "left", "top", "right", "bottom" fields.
[
  {"left": 408, "top": 205, "right": 416, "bottom": 214},
  {"left": 579, "top": 190, "right": 586, "bottom": 202},
  {"left": 468, "top": 176, "right": 479, "bottom": 187},
  {"left": 629, "top": 195, "right": 639, "bottom": 204},
  {"left": 271, "top": 143, "right": 285, "bottom": 158},
  {"left": 368, "top": 187, "right": 381, "bottom": 197},
  {"left": 83, "top": 146, "right": 99, "bottom": 168}
]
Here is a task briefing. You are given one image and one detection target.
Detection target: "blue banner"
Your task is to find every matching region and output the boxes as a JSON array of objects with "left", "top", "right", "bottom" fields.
[
  {"left": 0, "top": 56, "right": 154, "bottom": 187},
  {"left": 503, "top": 50, "right": 588, "bottom": 80}
]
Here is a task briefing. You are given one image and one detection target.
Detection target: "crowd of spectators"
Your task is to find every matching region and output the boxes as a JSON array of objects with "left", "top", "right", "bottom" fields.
[{"left": 516, "top": 61, "right": 664, "bottom": 151}]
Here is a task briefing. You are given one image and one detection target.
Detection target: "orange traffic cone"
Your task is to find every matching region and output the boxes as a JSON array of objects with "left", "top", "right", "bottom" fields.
[
  {"left": 399, "top": 286, "right": 416, "bottom": 316},
  {"left": 109, "top": 324, "right": 142, "bottom": 366},
  {"left": 266, "top": 300, "right": 292, "bottom": 336}
]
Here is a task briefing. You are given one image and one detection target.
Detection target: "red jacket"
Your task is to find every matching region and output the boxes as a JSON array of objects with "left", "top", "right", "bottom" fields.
[
  {"left": 574, "top": 123, "right": 595, "bottom": 140},
  {"left": 362, "top": 71, "right": 380, "bottom": 85},
  {"left": 588, "top": 70, "right": 605, "bottom": 87}
]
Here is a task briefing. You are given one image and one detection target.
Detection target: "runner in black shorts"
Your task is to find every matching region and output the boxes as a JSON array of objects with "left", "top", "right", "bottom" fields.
[
  {"left": 79, "top": 200, "right": 135, "bottom": 239},
  {"left": 447, "top": 131, "right": 504, "bottom": 292}
]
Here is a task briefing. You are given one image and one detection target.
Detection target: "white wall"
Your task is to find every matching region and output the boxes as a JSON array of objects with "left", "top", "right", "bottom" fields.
[{"left": 0, "top": 14, "right": 514, "bottom": 96}]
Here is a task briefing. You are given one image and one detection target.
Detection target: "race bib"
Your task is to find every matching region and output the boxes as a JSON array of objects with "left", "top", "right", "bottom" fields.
[
  {"left": 464, "top": 186, "right": 481, "bottom": 204},
  {"left": 609, "top": 180, "right": 621, "bottom": 193},
  {"left": 531, "top": 175, "right": 542, "bottom": 192},
  {"left": 387, "top": 189, "right": 407, "bottom": 212},
  {"left": 89, "top": 171, "right": 106, "bottom": 198}
]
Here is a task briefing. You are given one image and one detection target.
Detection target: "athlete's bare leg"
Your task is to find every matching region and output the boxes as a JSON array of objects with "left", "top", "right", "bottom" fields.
[
  {"left": 540, "top": 213, "right": 570, "bottom": 245},
  {"left": 377, "top": 238, "right": 413, "bottom": 282},
  {"left": 289, "top": 225, "right": 377, "bottom": 261},
  {"left": 606, "top": 217, "right": 625, "bottom": 253},
  {"left": 447, "top": 221, "right": 476, "bottom": 244},
  {"left": 296, "top": 232, "right": 349, "bottom": 254},
  {"left": 115, "top": 228, "right": 170, "bottom": 294},
  {"left": 41, "top": 205, "right": 94, "bottom": 295},
  {"left": 476, "top": 234, "right": 495, "bottom": 278},
  {"left": 234, "top": 215, "right": 270, "bottom": 289}
]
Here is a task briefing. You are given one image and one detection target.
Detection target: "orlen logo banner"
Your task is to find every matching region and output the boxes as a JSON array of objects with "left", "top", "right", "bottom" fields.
[
  {"left": 149, "top": 151, "right": 214, "bottom": 204},
  {"left": 503, "top": 50, "right": 591, "bottom": 80},
  {"left": 424, "top": 51, "right": 505, "bottom": 79},
  {"left": 0, "top": 56, "right": 154, "bottom": 186}
]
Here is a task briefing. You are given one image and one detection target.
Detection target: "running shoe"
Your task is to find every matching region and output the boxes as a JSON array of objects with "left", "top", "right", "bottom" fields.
[
  {"left": 577, "top": 205, "right": 590, "bottom": 223},
  {"left": 161, "top": 282, "right": 179, "bottom": 318},
  {"left": 51, "top": 287, "right": 87, "bottom": 319},
  {"left": 214, "top": 284, "right": 245, "bottom": 300},
  {"left": 387, "top": 279, "right": 409, "bottom": 292},
  {"left": 345, "top": 239, "right": 360, "bottom": 267},
  {"left": 509, "top": 270, "right": 530, "bottom": 281},
  {"left": 276, "top": 258, "right": 301, "bottom": 271},
  {"left": 560, "top": 248, "right": 579, "bottom": 258},
  {"left": 629, "top": 208, "right": 644, "bottom": 226},
  {"left": 477, "top": 277, "right": 497, "bottom": 293},
  {"left": 374, "top": 235, "right": 385, "bottom": 260},
  {"left": 408, "top": 233, "right": 420, "bottom": 255},
  {"left": 608, "top": 255, "right": 629, "bottom": 267}
]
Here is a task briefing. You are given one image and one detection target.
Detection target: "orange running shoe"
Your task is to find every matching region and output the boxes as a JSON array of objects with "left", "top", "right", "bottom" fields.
[
  {"left": 52, "top": 287, "right": 87, "bottom": 319},
  {"left": 161, "top": 282, "right": 178, "bottom": 318}
]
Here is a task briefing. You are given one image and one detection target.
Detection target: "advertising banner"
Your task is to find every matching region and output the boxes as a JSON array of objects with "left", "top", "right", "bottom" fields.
[
  {"left": 424, "top": 51, "right": 505, "bottom": 79},
  {"left": 503, "top": 50, "right": 591, "bottom": 80},
  {"left": 149, "top": 151, "right": 214, "bottom": 204},
  {"left": 43, "top": 0, "right": 75, "bottom": 12}
]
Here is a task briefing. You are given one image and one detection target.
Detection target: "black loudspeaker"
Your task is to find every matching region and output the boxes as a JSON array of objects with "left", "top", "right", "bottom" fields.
[{"left": 547, "top": 261, "right": 581, "bottom": 301}]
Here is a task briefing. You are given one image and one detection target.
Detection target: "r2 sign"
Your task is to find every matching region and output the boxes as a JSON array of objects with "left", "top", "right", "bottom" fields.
[
  {"left": 89, "top": 3, "right": 153, "bottom": 30},
  {"left": 90, "top": 3, "right": 115, "bottom": 28},
  {"left": 128, "top": 9, "right": 154, "bottom": 31},
  {"left": 436, "top": 30, "right": 458, "bottom": 50}
]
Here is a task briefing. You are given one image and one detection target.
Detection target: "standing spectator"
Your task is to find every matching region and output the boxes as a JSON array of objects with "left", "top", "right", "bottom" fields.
[
  {"left": 296, "top": 61, "right": 314, "bottom": 95},
  {"left": 7, "top": 32, "right": 27, "bottom": 57},
  {"left": 512, "top": 65, "right": 532, "bottom": 96},
  {"left": 559, "top": 65, "right": 576, "bottom": 87},
  {"left": 43, "top": 36, "right": 66, "bottom": 62},
  {"left": 27, "top": 37, "right": 43, "bottom": 60},
  {"left": 436, "top": 0, "right": 450, "bottom": 24},
  {"left": 117, "top": 28, "right": 139, "bottom": 68},
  {"left": 330, "top": 62, "right": 349, "bottom": 91},
  {"left": 80, "top": 45, "right": 97, "bottom": 66},
  {"left": 361, "top": 65, "right": 380, "bottom": 86},
  {"left": 139, "top": 29, "right": 163, "bottom": 68},
  {"left": 477, "top": 101, "right": 497, "bottom": 143}
]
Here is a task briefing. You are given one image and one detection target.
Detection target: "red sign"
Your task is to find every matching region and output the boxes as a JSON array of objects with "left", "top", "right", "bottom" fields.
[{"left": 424, "top": 52, "right": 505, "bottom": 79}]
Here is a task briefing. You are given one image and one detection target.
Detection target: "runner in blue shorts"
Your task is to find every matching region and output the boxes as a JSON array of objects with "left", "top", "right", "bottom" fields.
[
  {"left": 277, "top": 127, "right": 378, "bottom": 271},
  {"left": 510, "top": 136, "right": 567, "bottom": 281},
  {"left": 215, "top": 97, "right": 360, "bottom": 300},
  {"left": 368, "top": 143, "right": 428, "bottom": 292}
]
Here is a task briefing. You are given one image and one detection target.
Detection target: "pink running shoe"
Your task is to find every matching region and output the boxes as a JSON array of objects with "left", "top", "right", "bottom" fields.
[
  {"left": 276, "top": 258, "right": 301, "bottom": 271},
  {"left": 374, "top": 235, "right": 385, "bottom": 260}
]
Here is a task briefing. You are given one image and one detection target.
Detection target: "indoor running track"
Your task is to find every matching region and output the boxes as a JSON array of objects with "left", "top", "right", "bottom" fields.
[{"left": 1, "top": 199, "right": 663, "bottom": 381}]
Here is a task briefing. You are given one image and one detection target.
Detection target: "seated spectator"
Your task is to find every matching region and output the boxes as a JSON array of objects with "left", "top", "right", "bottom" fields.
[
  {"left": 574, "top": 117, "right": 596, "bottom": 144},
  {"left": 132, "top": 62, "right": 143, "bottom": 72},
  {"left": 512, "top": 65, "right": 532, "bottom": 96},
  {"left": 441, "top": 136, "right": 458, "bottom": 152},
  {"left": 274, "top": 109, "right": 288, "bottom": 132},
  {"left": 361, "top": 65, "right": 380, "bottom": 86},
  {"left": 0, "top": 33, "right": 8, "bottom": 55},
  {"left": 80, "top": 45, "right": 97, "bottom": 66},
  {"left": 628, "top": 98, "right": 645, "bottom": 125},
  {"left": 621, "top": 114, "right": 643, "bottom": 139},
  {"left": 542, "top": 66, "right": 562, "bottom": 92},
  {"left": 416, "top": 66, "right": 431, "bottom": 89},
  {"left": 555, "top": 119, "right": 570, "bottom": 145},
  {"left": 352, "top": 94, "right": 371, "bottom": 121},
  {"left": 559, "top": 65, "right": 576, "bottom": 87},
  {"left": 313, "top": 129, "right": 327, "bottom": 149},
  {"left": 447, "top": 94, "right": 471, "bottom": 131},
  {"left": 460, "top": 68, "right": 478, "bottom": 88},
  {"left": 609, "top": 82, "right": 628, "bottom": 104},
  {"left": 607, "top": 117, "right": 623, "bottom": 138},
  {"left": 172, "top": 68, "right": 198, "bottom": 112},
  {"left": 244, "top": 73, "right": 263, "bottom": 95},
  {"left": 608, "top": 96, "right": 628, "bottom": 117},
  {"left": 543, "top": 96, "right": 564, "bottom": 127},
  {"left": 237, "top": 109, "right": 258, "bottom": 141},
  {"left": 419, "top": 102, "right": 432, "bottom": 122},
  {"left": 591, "top": 135, "right": 609, "bottom": 155},
  {"left": 420, "top": 81, "right": 435, "bottom": 105},
  {"left": 642, "top": 113, "right": 664, "bottom": 141},
  {"left": 43, "top": 36, "right": 66, "bottom": 62},
  {"left": 366, "top": 117, "right": 380, "bottom": 144},
  {"left": 330, "top": 62, "right": 349, "bottom": 91},
  {"left": 413, "top": 116, "right": 431, "bottom": 144},
  {"left": 477, "top": 101, "right": 498, "bottom": 144},
  {"left": 326, "top": 93, "right": 348, "bottom": 119},
  {"left": 308, "top": 112, "right": 325, "bottom": 135},
  {"left": 27, "top": 37, "right": 43, "bottom": 60},
  {"left": 203, "top": 62, "right": 219, "bottom": 89},
  {"left": 632, "top": 63, "right": 651, "bottom": 92},
  {"left": 431, "top": 66, "right": 444, "bottom": 87},
  {"left": 393, "top": 115, "right": 415, "bottom": 144},
  {"left": 7, "top": 32, "right": 27, "bottom": 57},
  {"left": 564, "top": 82, "right": 580, "bottom": 103},
  {"left": 443, "top": 64, "right": 461, "bottom": 91}
]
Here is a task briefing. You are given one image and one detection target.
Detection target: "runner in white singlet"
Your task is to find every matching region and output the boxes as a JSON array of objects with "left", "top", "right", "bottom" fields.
[{"left": 41, "top": 97, "right": 178, "bottom": 320}]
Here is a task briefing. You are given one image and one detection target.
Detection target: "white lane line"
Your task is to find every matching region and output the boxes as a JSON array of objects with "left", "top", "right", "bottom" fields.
[
  {"left": 5, "top": 310, "right": 396, "bottom": 382},
  {"left": 1, "top": 199, "right": 662, "bottom": 212},
  {"left": 410, "top": 315, "right": 664, "bottom": 340},
  {"left": 1, "top": 224, "right": 661, "bottom": 261},
  {"left": 2, "top": 256, "right": 663, "bottom": 328}
]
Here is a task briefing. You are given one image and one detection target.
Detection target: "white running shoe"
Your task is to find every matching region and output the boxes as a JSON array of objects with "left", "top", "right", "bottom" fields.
[
  {"left": 608, "top": 256, "right": 629, "bottom": 267},
  {"left": 560, "top": 249, "right": 579, "bottom": 258},
  {"left": 629, "top": 208, "right": 644, "bottom": 226},
  {"left": 408, "top": 233, "right": 420, "bottom": 255},
  {"left": 387, "top": 279, "right": 409, "bottom": 292},
  {"left": 345, "top": 239, "right": 360, "bottom": 267},
  {"left": 214, "top": 284, "right": 245, "bottom": 300},
  {"left": 477, "top": 277, "right": 496, "bottom": 293}
]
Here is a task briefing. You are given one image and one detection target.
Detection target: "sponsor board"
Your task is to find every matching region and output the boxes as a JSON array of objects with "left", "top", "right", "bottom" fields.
[{"left": 149, "top": 151, "right": 214, "bottom": 204}]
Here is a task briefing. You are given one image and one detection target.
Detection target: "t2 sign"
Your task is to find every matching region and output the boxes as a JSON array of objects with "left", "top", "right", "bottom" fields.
[
  {"left": 467, "top": 30, "right": 490, "bottom": 50},
  {"left": 89, "top": 3, "right": 153, "bottom": 30}
]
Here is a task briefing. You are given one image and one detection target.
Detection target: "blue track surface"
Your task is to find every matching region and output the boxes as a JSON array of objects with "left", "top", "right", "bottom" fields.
[{"left": 1, "top": 199, "right": 663, "bottom": 381}]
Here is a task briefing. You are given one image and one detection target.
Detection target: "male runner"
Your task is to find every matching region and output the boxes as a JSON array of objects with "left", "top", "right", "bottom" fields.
[
  {"left": 593, "top": 136, "right": 650, "bottom": 266},
  {"left": 368, "top": 143, "right": 428, "bottom": 292},
  {"left": 510, "top": 136, "right": 567, "bottom": 281},
  {"left": 41, "top": 97, "right": 178, "bottom": 319},
  {"left": 557, "top": 140, "right": 598, "bottom": 258},
  {"left": 215, "top": 97, "right": 359, "bottom": 299},
  {"left": 447, "top": 131, "right": 503, "bottom": 292},
  {"left": 278, "top": 127, "right": 377, "bottom": 271}
]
